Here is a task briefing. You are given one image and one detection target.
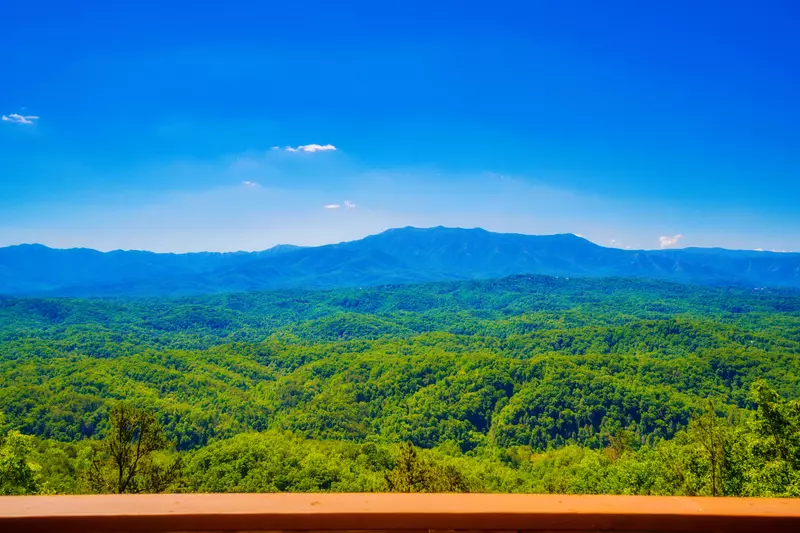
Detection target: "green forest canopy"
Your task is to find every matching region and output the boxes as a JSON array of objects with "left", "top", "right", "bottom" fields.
[{"left": 1, "top": 275, "right": 799, "bottom": 496}]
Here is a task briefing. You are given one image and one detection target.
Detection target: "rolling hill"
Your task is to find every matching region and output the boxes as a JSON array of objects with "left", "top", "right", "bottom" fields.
[{"left": 1, "top": 226, "right": 798, "bottom": 297}]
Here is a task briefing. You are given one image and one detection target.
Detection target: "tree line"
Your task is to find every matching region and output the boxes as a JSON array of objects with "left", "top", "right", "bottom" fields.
[{"left": 3, "top": 378, "right": 799, "bottom": 496}]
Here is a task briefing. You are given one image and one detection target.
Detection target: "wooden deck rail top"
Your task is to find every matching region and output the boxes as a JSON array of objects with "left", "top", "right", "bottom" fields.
[{"left": 2, "top": 493, "right": 800, "bottom": 533}]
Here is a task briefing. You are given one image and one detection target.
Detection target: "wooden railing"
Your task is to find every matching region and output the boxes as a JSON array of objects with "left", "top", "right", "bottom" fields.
[{"left": 2, "top": 493, "right": 800, "bottom": 533}]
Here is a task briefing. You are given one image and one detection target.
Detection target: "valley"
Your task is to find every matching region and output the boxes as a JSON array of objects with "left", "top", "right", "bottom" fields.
[{"left": 2, "top": 274, "right": 799, "bottom": 496}]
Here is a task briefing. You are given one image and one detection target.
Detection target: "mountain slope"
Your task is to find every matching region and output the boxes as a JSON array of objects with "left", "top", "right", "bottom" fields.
[{"left": 1, "top": 227, "right": 799, "bottom": 296}]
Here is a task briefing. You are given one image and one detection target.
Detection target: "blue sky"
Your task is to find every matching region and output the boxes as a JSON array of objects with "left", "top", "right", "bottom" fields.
[{"left": 2, "top": 0, "right": 799, "bottom": 252}]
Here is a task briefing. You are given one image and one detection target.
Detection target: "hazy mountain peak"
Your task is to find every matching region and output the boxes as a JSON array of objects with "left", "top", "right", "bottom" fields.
[{"left": 1, "top": 227, "right": 799, "bottom": 297}]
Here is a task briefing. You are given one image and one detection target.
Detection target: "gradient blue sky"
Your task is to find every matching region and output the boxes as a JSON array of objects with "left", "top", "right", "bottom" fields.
[{"left": 2, "top": 0, "right": 799, "bottom": 252}]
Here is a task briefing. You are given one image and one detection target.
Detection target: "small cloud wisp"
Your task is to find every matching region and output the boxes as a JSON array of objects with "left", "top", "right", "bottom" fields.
[
  {"left": 284, "top": 144, "right": 337, "bottom": 153},
  {"left": 241, "top": 181, "right": 259, "bottom": 187},
  {"left": 659, "top": 234, "right": 684, "bottom": 249},
  {"left": 2, "top": 113, "right": 39, "bottom": 125},
  {"left": 324, "top": 200, "right": 356, "bottom": 210},
  {"left": 610, "top": 238, "right": 632, "bottom": 250}
]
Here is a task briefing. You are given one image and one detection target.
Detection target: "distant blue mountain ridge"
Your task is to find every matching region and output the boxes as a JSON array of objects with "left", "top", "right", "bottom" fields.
[{"left": 1, "top": 226, "right": 798, "bottom": 297}]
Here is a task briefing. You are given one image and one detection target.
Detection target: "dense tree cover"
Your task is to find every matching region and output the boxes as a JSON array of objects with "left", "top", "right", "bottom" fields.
[
  {"left": 0, "top": 418, "right": 46, "bottom": 495},
  {"left": 3, "top": 381, "right": 799, "bottom": 496},
  {"left": 1, "top": 276, "right": 799, "bottom": 496}
]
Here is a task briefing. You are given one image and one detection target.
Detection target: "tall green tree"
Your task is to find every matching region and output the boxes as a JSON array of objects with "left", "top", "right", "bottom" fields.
[
  {"left": 88, "top": 404, "right": 182, "bottom": 494},
  {"left": 606, "top": 428, "right": 636, "bottom": 461},
  {"left": 747, "top": 380, "right": 800, "bottom": 496},
  {"left": 0, "top": 430, "right": 44, "bottom": 495},
  {"left": 689, "top": 401, "right": 727, "bottom": 496},
  {"left": 385, "top": 442, "right": 469, "bottom": 493}
]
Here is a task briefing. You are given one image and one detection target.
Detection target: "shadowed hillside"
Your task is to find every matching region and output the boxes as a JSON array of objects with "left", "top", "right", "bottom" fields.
[{"left": 2, "top": 227, "right": 799, "bottom": 297}]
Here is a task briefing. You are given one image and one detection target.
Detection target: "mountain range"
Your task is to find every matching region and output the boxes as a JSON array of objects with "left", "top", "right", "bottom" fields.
[{"left": 1, "top": 226, "right": 799, "bottom": 297}]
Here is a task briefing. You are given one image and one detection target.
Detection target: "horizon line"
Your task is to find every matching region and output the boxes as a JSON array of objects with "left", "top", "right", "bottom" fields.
[{"left": 0, "top": 226, "right": 794, "bottom": 255}]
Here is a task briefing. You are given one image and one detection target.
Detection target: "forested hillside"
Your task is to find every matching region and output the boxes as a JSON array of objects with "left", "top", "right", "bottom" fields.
[
  {"left": 3, "top": 227, "right": 800, "bottom": 297},
  {"left": 2, "top": 275, "right": 800, "bottom": 496}
]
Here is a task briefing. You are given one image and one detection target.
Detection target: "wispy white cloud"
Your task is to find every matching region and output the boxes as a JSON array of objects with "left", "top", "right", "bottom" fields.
[
  {"left": 241, "top": 181, "right": 259, "bottom": 187},
  {"left": 323, "top": 200, "right": 355, "bottom": 209},
  {"left": 659, "top": 234, "right": 684, "bottom": 248},
  {"left": 2, "top": 113, "right": 39, "bottom": 125},
  {"left": 284, "top": 144, "right": 337, "bottom": 153},
  {"left": 609, "top": 238, "right": 632, "bottom": 250}
]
